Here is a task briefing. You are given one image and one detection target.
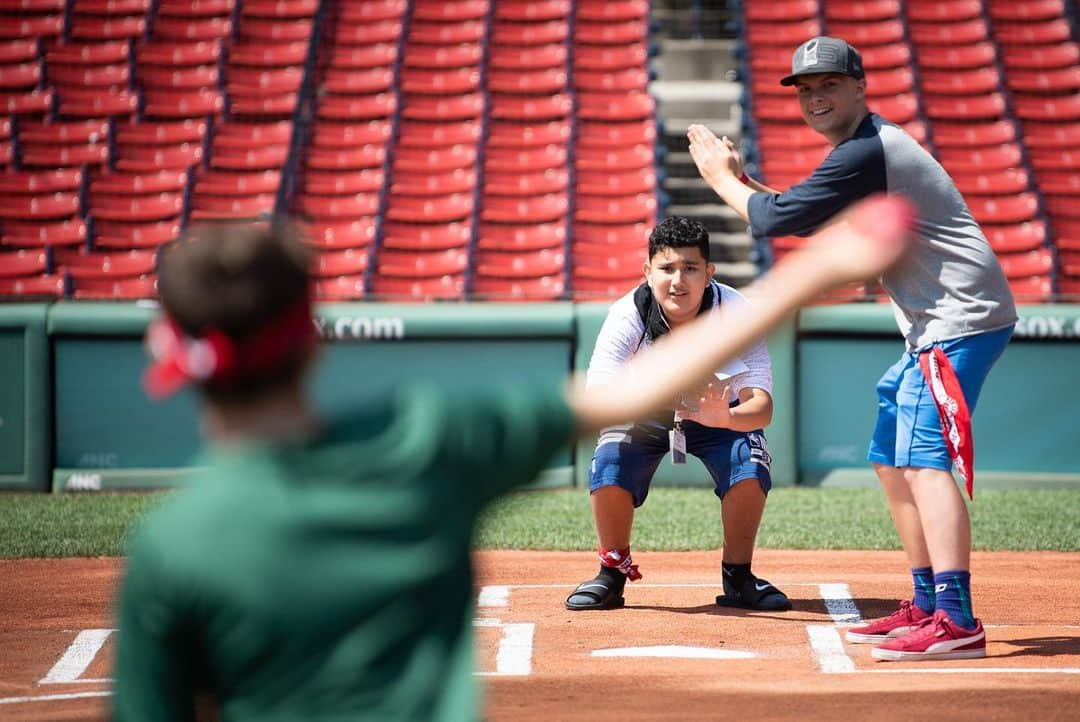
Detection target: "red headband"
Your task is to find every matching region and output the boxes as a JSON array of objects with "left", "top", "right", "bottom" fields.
[{"left": 143, "top": 296, "right": 317, "bottom": 399}]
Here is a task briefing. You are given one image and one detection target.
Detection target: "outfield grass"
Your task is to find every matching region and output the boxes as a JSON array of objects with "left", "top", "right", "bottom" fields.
[{"left": 1, "top": 487, "right": 1078, "bottom": 558}]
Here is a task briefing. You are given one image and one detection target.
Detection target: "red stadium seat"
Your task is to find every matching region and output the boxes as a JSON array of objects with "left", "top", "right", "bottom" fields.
[
  {"left": 296, "top": 193, "right": 379, "bottom": 220},
  {"left": 488, "top": 43, "right": 566, "bottom": 70},
  {"left": 0, "top": 249, "right": 48, "bottom": 277},
  {"left": 909, "top": 19, "right": 989, "bottom": 45},
  {"left": 0, "top": 62, "right": 41, "bottom": 89},
  {"left": 994, "top": 19, "right": 1071, "bottom": 45},
  {"left": 576, "top": 0, "right": 648, "bottom": 22},
  {"left": 489, "top": 94, "right": 572, "bottom": 122},
  {"left": 0, "top": 193, "right": 79, "bottom": 219},
  {"left": 402, "top": 42, "right": 481, "bottom": 69},
  {"left": 482, "top": 193, "right": 569, "bottom": 223},
  {"left": 1045, "top": 195, "right": 1080, "bottom": 219},
  {"left": 477, "top": 222, "right": 565, "bottom": 251},
  {"left": 575, "top": 145, "right": 654, "bottom": 172},
  {"left": 94, "top": 219, "right": 180, "bottom": 249},
  {"left": 952, "top": 168, "right": 1031, "bottom": 195},
  {"left": 408, "top": 20, "right": 484, "bottom": 44},
  {"left": 57, "top": 248, "right": 157, "bottom": 279},
  {"left": 938, "top": 144, "right": 1023, "bottom": 173},
  {"left": 73, "top": 275, "right": 158, "bottom": 299},
  {"left": 577, "top": 92, "right": 655, "bottom": 121},
  {"left": 491, "top": 20, "right": 568, "bottom": 45},
  {"left": 139, "top": 64, "right": 220, "bottom": 89},
  {"left": 1028, "top": 147, "right": 1080, "bottom": 170},
  {"left": 967, "top": 193, "right": 1040, "bottom": 224},
  {"left": 115, "top": 120, "right": 208, "bottom": 146},
  {"left": 487, "top": 120, "right": 571, "bottom": 148},
  {"left": 302, "top": 168, "right": 384, "bottom": 196},
  {"left": 906, "top": 0, "right": 984, "bottom": 22},
  {"left": 575, "top": 19, "right": 650, "bottom": 45},
  {"left": 934, "top": 120, "right": 1017, "bottom": 147},
  {"left": 983, "top": 221, "right": 1047, "bottom": 253},
  {"left": 575, "top": 194, "right": 657, "bottom": 224},
  {"left": 212, "top": 146, "right": 290, "bottom": 171},
  {"left": 385, "top": 194, "right": 474, "bottom": 223},
  {"left": 303, "top": 218, "right": 377, "bottom": 251},
  {"left": 744, "top": 0, "right": 817, "bottom": 21},
  {"left": 333, "top": 20, "right": 403, "bottom": 45},
  {"left": 828, "top": 20, "right": 905, "bottom": 46},
  {"left": 915, "top": 42, "right": 996, "bottom": 71},
  {"left": 382, "top": 221, "right": 472, "bottom": 251},
  {"left": 0, "top": 38, "right": 39, "bottom": 64},
  {"left": 412, "top": 0, "right": 488, "bottom": 21},
  {"left": 574, "top": 221, "right": 649, "bottom": 246},
  {"left": 0, "top": 274, "right": 66, "bottom": 297},
  {"left": 115, "top": 143, "right": 203, "bottom": 171},
  {"left": 920, "top": 68, "right": 1002, "bottom": 96},
  {"left": 143, "top": 88, "right": 224, "bottom": 118},
  {"left": 1019, "top": 122, "right": 1080, "bottom": 149},
  {"left": 398, "top": 120, "right": 480, "bottom": 148},
  {"left": 19, "top": 119, "right": 109, "bottom": 144},
  {"left": 574, "top": 68, "right": 648, "bottom": 93},
  {"left": 474, "top": 248, "right": 565, "bottom": 278},
  {"left": 494, "top": 0, "right": 570, "bottom": 22},
  {"left": 69, "top": 15, "right": 148, "bottom": 41},
  {"left": 472, "top": 275, "right": 565, "bottom": 301},
  {"left": 214, "top": 121, "right": 292, "bottom": 148},
  {"left": 196, "top": 170, "right": 280, "bottom": 196},
  {"left": 1006, "top": 275, "right": 1053, "bottom": 302},
  {"left": 485, "top": 169, "right": 569, "bottom": 196},
  {"left": 988, "top": 0, "right": 1067, "bottom": 22},
  {"left": 394, "top": 145, "right": 477, "bottom": 173},
  {"left": 318, "top": 93, "right": 398, "bottom": 121},
  {"left": 923, "top": 93, "right": 1006, "bottom": 121},
  {"left": 322, "top": 67, "right": 395, "bottom": 94},
  {"left": 1000, "top": 42, "right": 1078, "bottom": 70},
  {"left": 49, "top": 63, "right": 131, "bottom": 89},
  {"left": 156, "top": 0, "right": 236, "bottom": 17},
  {"left": 242, "top": 0, "right": 318, "bottom": 18},
  {"left": 58, "top": 88, "right": 138, "bottom": 118},
  {"left": 370, "top": 274, "right": 465, "bottom": 301},
  {"left": 391, "top": 169, "right": 476, "bottom": 196},
  {"left": 379, "top": 248, "right": 469, "bottom": 277},
  {"left": 190, "top": 194, "right": 275, "bottom": 220},
  {"left": 22, "top": 143, "right": 110, "bottom": 167},
  {"left": 573, "top": 45, "right": 647, "bottom": 71},
  {"left": 577, "top": 168, "right": 656, "bottom": 195},
  {"left": 1013, "top": 95, "right": 1080, "bottom": 122},
  {"left": 232, "top": 40, "right": 309, "bottom": 67},
  {"left": 309, "top": 120, "right": 392, "bottom": 147},
  {"left": 488, "top": 68, "right": 568, "bottom": 95},
  {"left": 997, "top": 248, "right": 1054, "bottom": 279},
  {"left": 401, "top": 93, "right": 483, "bottom": 121},
  {"left": 0, "top": 14, "right": 64, "bottom": 39},
  {"left": 229, "top": 66, "right": 304, "bottom": 95},
  {"left": 306, "top": 144, "right": 385, "bottom": 171},
  {"left": 153, "top": 16, "right": 232, "bottom": 41},
  {"left": 571, "top": 276, "right": 639, "bottom": 300},
  {"left": 2, "top": 218, "right": 87, "bottom": 249},
  {"left": 485, "top": 145, "right": 567, "bottom": 173},
  {"left": 576, "top": 119, "right": 655, "bottom": 148},
  {"left": 90, "top": 193, "right": 184, "bottom": 221},
  {"left": 1007, "top": 67, "right": 1080, "bottom": 94},
  {"left": 825, "top": 0, "right": 901, "bottom": 21},
  {"left": 137, "top": 40, "right": 223, "bottom": 66},
  {"left": 1036, "top": 170, "right": 1080, "bottom": 195},
  {"left": 0, "top": 169, "right": 84, "bottom": 194},
  {"left": 311, "top": 248, "right": 369, "bottom": 278},
  {"left": 400, "top": 68, "right": 482, "bottom": 95},
  {"left": 745, "top": 20, "right": 821, "bottom": 47},
  {"left": 313, "top": 274, "right": 364, "bottom": 301},
  {"left": 1, "top": 89, "right": 53, "bottom": 116}
]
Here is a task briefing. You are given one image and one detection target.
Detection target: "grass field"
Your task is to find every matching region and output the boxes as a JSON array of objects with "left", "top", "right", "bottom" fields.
[{"left": 1, "top": 487, "right": 1078, "bottom": 558}]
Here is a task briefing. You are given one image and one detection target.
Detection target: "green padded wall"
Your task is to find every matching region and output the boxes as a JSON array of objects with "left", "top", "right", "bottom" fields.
[{"left": 0, "top": 305, "right": 49, "bottom": 490}]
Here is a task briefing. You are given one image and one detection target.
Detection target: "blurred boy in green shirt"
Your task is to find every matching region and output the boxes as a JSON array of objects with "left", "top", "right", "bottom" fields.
[{"left": 114, "top": 197, "right": 912, "bottom": 721}]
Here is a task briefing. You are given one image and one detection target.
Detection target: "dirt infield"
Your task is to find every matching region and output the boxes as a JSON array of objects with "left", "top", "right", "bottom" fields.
[{"left": 2, "top": 550, "right": 1079, "bottom": 721}]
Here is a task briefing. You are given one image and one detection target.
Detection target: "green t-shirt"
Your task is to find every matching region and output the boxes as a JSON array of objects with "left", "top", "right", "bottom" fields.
[{"left": 113, "top": 383, "right": 574, "bottom": 722}]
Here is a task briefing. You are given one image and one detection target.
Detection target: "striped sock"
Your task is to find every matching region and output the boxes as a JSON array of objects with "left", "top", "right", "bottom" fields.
[
  {"left": 911, "top": 566, "right": 935, "bottom": 614},
  {"left": 933, "top": 570, "right": 976, "bottom": 629}
]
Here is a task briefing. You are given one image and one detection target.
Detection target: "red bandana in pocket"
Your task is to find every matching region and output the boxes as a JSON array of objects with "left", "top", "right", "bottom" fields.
[{"left": 918, "top": 347, "right": 974, "bottom": 499}]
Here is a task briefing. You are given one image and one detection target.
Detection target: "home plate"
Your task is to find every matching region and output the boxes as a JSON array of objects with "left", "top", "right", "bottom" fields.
[{"left": 591, "top": 645, "right": 756, "bottom": 660}]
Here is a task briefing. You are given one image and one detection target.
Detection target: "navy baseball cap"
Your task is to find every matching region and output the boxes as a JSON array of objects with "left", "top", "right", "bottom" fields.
[{"left": 780, "top": 36, "right": 865, "bottom": 86}]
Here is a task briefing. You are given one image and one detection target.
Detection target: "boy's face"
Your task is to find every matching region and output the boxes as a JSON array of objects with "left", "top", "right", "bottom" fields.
[
  {"left": 794, "top": 73, "right": 865, "bottom": 141},
  {"left": 644, "top": 246, "right": 715, "bottom": 327}
]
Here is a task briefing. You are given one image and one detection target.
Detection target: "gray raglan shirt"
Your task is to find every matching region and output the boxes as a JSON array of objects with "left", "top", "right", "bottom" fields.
[{"left": 748, "top": 113, "right": 1018, "bottom": 350}]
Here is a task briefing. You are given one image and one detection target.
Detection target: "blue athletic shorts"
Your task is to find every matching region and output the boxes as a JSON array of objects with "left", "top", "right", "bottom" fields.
[
  {"left": 867, "top": 325, "right": 1013, "bottom": 471},
  {"left": 589, "top": 421, "right": 773, "bottom": 508}
]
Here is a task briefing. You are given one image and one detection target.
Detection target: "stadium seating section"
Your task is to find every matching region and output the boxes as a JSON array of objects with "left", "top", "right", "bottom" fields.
[
  {"left": 738, "top": 0, "right": 1080, "bottom": 302},
  {"left": 0, "top": 0, "right": 658, "bottom": 301},
  {"left": 2, "top": 1, "right": 1078, "bottom": 303}
]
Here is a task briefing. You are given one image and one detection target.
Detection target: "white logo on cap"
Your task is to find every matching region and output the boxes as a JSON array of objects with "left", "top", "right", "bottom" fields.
[{"left": 804, "top": 39, "right": 818, "bottom": 65}]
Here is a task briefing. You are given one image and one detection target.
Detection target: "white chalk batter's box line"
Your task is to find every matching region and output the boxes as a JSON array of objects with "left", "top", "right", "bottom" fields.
[
  {"left": 5, "top": 581, "right": 1077, "bottom": 708},
  {"left": 477, "top": 582, "right": 1080, "bottom": 676}
]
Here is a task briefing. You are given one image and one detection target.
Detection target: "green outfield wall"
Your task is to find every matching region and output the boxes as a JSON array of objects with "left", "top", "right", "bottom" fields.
[{"left": 0, "top": 302, "right": 1077, "bottom": 492}]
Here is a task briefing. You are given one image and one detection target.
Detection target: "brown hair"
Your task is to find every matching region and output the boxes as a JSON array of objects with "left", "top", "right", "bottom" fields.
[{"left": 157, "top": 220, "right": 312, "bottom": 403}]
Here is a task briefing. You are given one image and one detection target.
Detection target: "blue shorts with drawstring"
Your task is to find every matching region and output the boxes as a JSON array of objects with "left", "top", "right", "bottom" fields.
[
  {"left": 867, "top": 325, "right": 1013, "bottom": 471},
  {"left": 588, "top": 421, "right": 772, "bottom": 508}
]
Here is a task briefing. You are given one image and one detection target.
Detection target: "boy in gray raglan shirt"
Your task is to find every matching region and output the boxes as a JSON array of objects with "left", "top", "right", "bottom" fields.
[{"left": 686, "top": 36, "right": 1016, "bottom": 661}]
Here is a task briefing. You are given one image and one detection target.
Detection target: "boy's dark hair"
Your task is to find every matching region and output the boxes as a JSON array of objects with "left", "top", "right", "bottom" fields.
[
  {"left": 647, "top": 216, "right": 711, "bottom": 262},
  {"left": 157, "top": 220, "right": 312, "bottom": 403}
]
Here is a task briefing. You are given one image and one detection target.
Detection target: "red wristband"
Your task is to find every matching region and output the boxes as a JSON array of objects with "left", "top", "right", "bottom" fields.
[{"left": 739, "top": 173, "right": 751, "bottom": 184}]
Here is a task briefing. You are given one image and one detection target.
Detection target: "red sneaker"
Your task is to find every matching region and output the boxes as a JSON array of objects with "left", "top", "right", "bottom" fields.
[
  {"left": 871, "top": 610, "right": 986, "bottom": 661},
  {"left": 845, "top": 600, "right": 932, "bottom": 643}
]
